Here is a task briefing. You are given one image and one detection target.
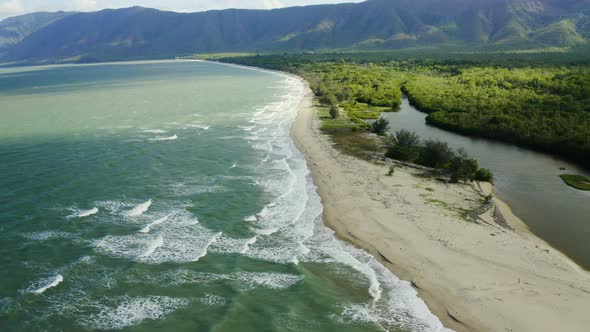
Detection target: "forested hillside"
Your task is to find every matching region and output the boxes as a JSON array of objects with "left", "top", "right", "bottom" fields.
[{"left": 2, "top": 0, "right": 590, "bottom": 62}]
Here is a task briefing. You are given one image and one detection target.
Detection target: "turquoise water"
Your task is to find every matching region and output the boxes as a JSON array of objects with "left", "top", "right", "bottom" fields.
[{"left": 0, "top": 61, "right": 448, "bottom": 331}]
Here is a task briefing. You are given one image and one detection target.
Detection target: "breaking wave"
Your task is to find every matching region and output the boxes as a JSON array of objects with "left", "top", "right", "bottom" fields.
[
  {"left": 67, "top": 207, "right": 99, "bottom": 219},
  {"left": 124, "top": 200, "right": 152, "bottom": 217},
  {"left": 28, "top": 275, "right": 64, "bottom": 295}
]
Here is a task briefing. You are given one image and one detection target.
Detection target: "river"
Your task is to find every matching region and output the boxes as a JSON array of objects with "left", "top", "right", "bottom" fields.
[{"left": 382, "top": 98, "right": 590, "bottom": 269}]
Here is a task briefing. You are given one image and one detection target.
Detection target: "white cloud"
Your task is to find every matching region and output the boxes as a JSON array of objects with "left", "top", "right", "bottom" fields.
[
  {"left": 0, "top": 0, "right": 364, "bottom": 19},
  {"left": 72, "top": 0, "right": 99, "bottom": 11},
  {"left": 0, "top": 0, "right": 24, "bottom": 17}
]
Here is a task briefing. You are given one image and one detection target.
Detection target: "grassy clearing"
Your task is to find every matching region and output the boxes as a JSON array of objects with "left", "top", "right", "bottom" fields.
[
  {"left": 317, "top": 103, "right": 383, "bottom": 159},
  {"left": 318, "top": 105, "right": 358, "bottom": 130},
  {"left": 560, "top": 174, "right": 590, "bottom": 191},
  {"left": 344, "top": 102, "right": 397, "bottom": 120}
]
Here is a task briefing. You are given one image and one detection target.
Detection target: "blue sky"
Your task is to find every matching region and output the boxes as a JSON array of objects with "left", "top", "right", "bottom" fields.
[{"left": 0, "top": 0, "right": 362, "bottom": 19}]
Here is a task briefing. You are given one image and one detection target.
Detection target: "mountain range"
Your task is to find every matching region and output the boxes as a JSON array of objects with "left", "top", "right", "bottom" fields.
[{"left": 1, "top": 0, "right": 589, "bottom": 62}]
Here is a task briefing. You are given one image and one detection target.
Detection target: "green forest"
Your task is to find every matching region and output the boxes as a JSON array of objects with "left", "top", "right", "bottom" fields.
[
  {"left": 404, "top": 66, "right": 590, "bottom": 168},
  {"left": 301, "top": 63, "right": 404, "bottom": 126},
  {"left": 220, "top": 51, "right": 590, "bottom": 169}
]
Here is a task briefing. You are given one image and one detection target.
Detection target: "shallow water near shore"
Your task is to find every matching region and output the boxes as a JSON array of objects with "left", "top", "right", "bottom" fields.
[
  {"left": 0, "top": 61, "right": 449, "bottom": 331},
  {"left": 383, "top": 98, "right": 590, "bottom": 269}
]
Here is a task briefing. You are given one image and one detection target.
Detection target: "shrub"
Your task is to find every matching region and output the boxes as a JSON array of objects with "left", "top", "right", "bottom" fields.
[
  {"left": 384, "top": 131, "right": 493, "bottom": 183},
  {"left": 329, "top": 106, "right": 339, "bottom": 119},
  {"left": 319, "top": 93, "right": 338, "bottom": 106},
  {"left": 417, "top": 140, "right": 454, "bottom": 168},
  {"left": 449, "top": 157, "right": 479, "bottom": 183},
  {"left": 312, "top": 81, "right": 329, "bottom": 97},
  {"left": 386, "top": 144, "right": 418, "bottom": 162},
  {"left": 394, "top": 129, "right": 421, "bottom": 148},
  {"left": 475, "top": 168, "right": 494, "bottom": 182},
  {"left": 372, "top": 118, "right": 390, "bottom": 134}
]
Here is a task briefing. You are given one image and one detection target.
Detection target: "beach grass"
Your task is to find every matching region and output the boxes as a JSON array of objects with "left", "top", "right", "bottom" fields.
[{"left": 560, "top": 174, "right": 590, "bottom": 191}]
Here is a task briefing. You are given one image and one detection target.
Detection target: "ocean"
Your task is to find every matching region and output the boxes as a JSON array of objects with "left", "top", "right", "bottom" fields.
[{"left": 0, "top": 60, "right": 448, "bottom": 331}]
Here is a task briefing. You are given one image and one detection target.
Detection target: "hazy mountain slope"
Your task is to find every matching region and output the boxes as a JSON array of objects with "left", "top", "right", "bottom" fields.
[
  {"left": 0, "top": 12, "right": 74, "bottom": 51},
  {"left": 2, "top": 0, "right": 589, "bottom": 61}
]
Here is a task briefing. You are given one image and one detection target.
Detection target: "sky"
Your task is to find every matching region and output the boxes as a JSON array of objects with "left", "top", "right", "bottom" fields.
[{"left": 0, "top": 0, "right": 363, "bottom": 19}]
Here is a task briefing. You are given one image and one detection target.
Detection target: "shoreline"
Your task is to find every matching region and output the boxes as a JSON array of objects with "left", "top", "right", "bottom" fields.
[{"left": 292, "top": 83, "right": 590, "bottom": 331}]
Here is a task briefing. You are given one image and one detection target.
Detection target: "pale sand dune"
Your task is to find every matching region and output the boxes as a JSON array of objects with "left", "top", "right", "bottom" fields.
[{"left": 292, "top": 86, "right": 590, "bottom": 332}]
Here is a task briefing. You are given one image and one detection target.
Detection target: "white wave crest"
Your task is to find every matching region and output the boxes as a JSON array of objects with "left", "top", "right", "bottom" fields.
[
  {"left": 95, "top": 200, "right": 135, "bottom": 214},
  {"left": 193, "top": 232, "right": 222, "bottom": 262},
  {"left": 139, "top": 214, "right": 171, "bottom": 233},
  {"left": 143, "top": 129, "right": 168, "bottom": 134},
  {"left": 240, "top": 237, "right": 258, "bottom": 254},
  {"left": 95, "top": 211, "right": 218, "bottom": 264},
  {"left": 124, "top": 200, "right": 152, "bottom": 217},
  {"left": 149, "top": 135, "right": 178, "bottom": 141},
  {"left": 238, "top": 125, "right": 256, "bottom": 131},
  {"left": 186, "top": 124, "right": 210, "bottom": 130},
  {"left": 67, "top": 207, "right": 99, "bottom": 219},
  {"left": 338, "top": 258, "right": 453, "bottom": 332},
  {"left": 243, "top": 215, "right": 257, "bottom": 222},
  {"left": 30, "top": 274, "right": 64, "bottom": 294}
]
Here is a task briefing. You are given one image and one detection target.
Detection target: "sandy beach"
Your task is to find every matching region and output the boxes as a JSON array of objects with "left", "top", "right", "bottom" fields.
[{"left": 292, "top": 86, "right": 590, "bottom": 332}]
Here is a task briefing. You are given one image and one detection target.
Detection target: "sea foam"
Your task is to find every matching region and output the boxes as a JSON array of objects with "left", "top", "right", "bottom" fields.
[
  {"left": 240, "top": 237, "right": 258, "bottom": 254},
  {"left": 23, "top": 231, "right": 76, "bottom": 241},
  {"left": 77, "top": 296, "right": 190, "bottom": 330},
  {"left": 141, "top": 235, "right": 164, "bottom": 258},
  {"left": 128, "top": 269, "right": 304, "bottom": 291},
  {"left": 199, "top": 294, "right": 226, "bottom": 306}
]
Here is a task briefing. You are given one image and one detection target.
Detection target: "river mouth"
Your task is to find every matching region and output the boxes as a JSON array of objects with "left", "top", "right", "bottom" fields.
[{"left": 382, "top": 97, "right": 590, "bottom": 269}]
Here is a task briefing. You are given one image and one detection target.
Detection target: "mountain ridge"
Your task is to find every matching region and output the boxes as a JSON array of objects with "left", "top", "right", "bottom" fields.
[
  {"left": 1, "top": 0, "right": 589, "bottom": 62},
  {"left": 0, "top": 11, "right": 74, "bottom": 51}
]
